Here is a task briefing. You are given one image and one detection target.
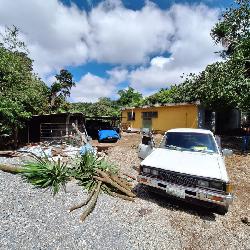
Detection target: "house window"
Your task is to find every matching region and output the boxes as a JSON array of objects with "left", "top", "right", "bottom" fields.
[
  {"left": 142, "top": 112, "right": 158, "bottom": 119},
  {"left": 127, "top": 112, "right": 135, "bottom": 121}
]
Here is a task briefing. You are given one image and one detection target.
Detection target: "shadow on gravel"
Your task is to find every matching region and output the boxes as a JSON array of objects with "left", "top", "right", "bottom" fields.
[
  {"left": 221, "top": 136, "right": 244, "bottom": 155},
  {"left": 134, "top": 184, "right": 216, "bottom": 221}
]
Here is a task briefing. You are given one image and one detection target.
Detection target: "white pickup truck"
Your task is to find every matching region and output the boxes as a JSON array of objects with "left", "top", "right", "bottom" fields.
[{"left": 137, "top": 128, "right": 233, "bottom": 214}]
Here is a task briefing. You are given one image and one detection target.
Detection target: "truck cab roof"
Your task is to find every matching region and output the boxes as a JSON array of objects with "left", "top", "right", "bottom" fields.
[{"left": 166, "top": 128, "right": 213, "bottom": 135}]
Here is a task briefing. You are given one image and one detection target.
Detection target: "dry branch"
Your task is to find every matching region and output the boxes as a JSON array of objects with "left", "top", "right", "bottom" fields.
[
  {"left": 101, "top": 183, "right": 135, "bottom": 201},
  {"left": 0, "top": 164, "right": 22, "bottom": 174},
  {"left": 80, "top": 181, "right": 102, "bottom": 222},
  {"left": 110, "top": 174, "right": 133, "bottom": 191},
  {"left": 69, "top": 182, "right": 97, "bottom": 212},
  {"left": 110, "top": 192, "right": 135, "bottom": 201},
  {"left": 72, "top": 123, "right": 87, "bottom": 144},
  {"left": 0, "top": 151, "right": 19, "bottom": 157},
  {"left": 94, "top": 169, "right": 136, "bottom": 197}
]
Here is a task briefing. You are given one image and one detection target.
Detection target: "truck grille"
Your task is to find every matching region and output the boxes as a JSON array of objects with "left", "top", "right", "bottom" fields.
[
  {"left": 159, "top": 170, "right": 198, "bottom": 187},
  {"left": 143, "top": 170, "right": 198, "bottom": 188}
]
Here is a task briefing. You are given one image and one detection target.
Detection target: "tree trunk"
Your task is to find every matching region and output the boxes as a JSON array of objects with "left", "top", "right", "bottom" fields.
[
  {"left": 0, "top": 164, "right": 22, "bottom": 173},
  {"left": 13, "top": 126, "right": 18, "bottom": 149},
  {"left": 50, "top": 93, "right": 57, "bottom": 109}
]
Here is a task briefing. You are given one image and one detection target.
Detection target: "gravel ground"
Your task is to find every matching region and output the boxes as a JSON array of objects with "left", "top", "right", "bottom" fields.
[{"left": 0, "top": 133, "right": 249, "bottom": 250}]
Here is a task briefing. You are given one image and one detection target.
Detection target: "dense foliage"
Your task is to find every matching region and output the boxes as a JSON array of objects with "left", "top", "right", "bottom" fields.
[
  {"left": 171, "top": 0, "right": 250, "bottom": 111},
  {"left": 70, "top": 97, "right": 120, "bottom": 117},
  {"left": 69, "top": 88, "right": 143, "bottom": 117},
  {"left": 117, "top": 87, "right": 143, "bottom": 107},
  {"left": 0, "top": 27, "right": 77, "bottom": 145},
  {"left": 0, "top": 27, "right": 49, "bottom": 144}
]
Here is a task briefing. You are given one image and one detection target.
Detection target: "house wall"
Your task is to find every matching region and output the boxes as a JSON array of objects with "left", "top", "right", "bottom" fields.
[{"left": 121, "top": 105, "right": 198, "bottom": 132}]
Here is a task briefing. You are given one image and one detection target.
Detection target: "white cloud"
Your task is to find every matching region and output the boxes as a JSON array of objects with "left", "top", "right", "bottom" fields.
[
  {"left": 86, "top": 0, "right": 174, "bottom": 64},
  {"left": 0, "top": 0, "right": 223, "bottom": 101},
  {"left": 150, "top": 56, "right": 174, "bottom": 68},
  {"left": 128, "top": 4, "right": 222, "bottom": 92},
  {"left": 0, "top": 0, "right": 89, "bottom": 77},
  {"left": 107, "top": 67, "right": 128, "bottom": 83},
  {"left": 0, "top": 0, "right": 175, "bottom": 76},
  {"left": 70, "top": 68, "right": 128, "bottom": 102},
  {"left": 70, "top": 73, "right": 114, "bottom": 102}
]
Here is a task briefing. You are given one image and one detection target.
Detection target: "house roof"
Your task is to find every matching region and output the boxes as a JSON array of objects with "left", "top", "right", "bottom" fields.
[
  {"left": 32, "top": 112, "right": 85, "bottom": 118},
  {"left": 121, "top": 101, "right": 200, "bottom": 110}
]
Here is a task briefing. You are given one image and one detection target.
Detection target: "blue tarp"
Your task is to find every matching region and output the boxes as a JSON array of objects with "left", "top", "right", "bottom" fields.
[{"left": 98, "top": 129, "right": 120, "bottom": 141}]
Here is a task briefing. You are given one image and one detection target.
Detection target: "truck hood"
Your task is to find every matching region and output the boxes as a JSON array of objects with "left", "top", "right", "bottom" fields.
[{"left": 141, "top": 148, "right": 229, "bottom": 182}]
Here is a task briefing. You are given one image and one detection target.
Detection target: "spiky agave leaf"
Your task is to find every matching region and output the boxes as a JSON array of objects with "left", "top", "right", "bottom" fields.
[
  {"left": 70, "top": 152, "right": 118, "bottom": 192},
  {"left": 20, "top": 157, "right": 70, "bottom": 196}
]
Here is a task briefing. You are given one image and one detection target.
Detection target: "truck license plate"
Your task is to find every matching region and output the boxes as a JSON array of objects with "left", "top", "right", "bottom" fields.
[{"left": 165, "top": 185, "right": 185, "bottom": 199}]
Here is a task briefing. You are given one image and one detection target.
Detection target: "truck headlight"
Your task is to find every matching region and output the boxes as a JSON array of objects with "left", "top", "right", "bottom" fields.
[
  {"left": 151, "top": 169, "right": 158, "bottom": 176},
  {"left": 198, "top": 180, "right": 209, "bottom": 187},
  {"left": 143, "top": 167, "right": 151, "bottom": 174},
  {"left": 210, "top": 181, "right": 223, "bottom": 190}
]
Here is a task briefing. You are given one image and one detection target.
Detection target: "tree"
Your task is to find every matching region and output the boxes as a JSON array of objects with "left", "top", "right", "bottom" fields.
[
  {"left": 211, "top": 0, "right": 250, "bottom": 59},
  {"left": 173, "top": 61, "right": 249, "bottom": 110},
  {"left": 211, "top": 0, "right": 250, "bottom": 79},
  {"left": 117, "top": 87, "right": 143, "bottom": 107},
  {"left": 0, "top": 26, "right": 49, "bottom": 146},
  {"left": 70, "top": 97, "right": 120, "bottom": 117},
  {"left": 170, "top": 0, "right": 250, "bottom": 111},
  {"left": 0, "top": 25, "right": 27, "bottom": 52},
  {"left": 49, "top": 69, "right": 75, "bottom": 110},
  {"left": 144, "top": 88, "right": 176, "bottom": 105},
  {"left": 91, "top": 97, "right": 120, "bottom": 117}
]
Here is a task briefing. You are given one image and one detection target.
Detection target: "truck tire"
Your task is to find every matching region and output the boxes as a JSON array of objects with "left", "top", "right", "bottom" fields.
[{"left": 216, "top": 205, "right": 229, "bottom": 215}]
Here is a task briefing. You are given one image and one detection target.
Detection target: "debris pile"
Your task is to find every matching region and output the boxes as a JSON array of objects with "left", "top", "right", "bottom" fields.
[{"left": 18, "top": 144, "right": 82, "bottom": 158}]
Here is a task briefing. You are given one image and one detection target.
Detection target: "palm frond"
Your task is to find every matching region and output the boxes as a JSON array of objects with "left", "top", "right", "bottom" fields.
[{"left": 20, "top": 157, "right": 69, "bottom": 196}]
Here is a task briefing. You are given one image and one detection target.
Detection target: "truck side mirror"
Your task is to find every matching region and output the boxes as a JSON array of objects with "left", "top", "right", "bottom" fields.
[{"left": 222, "top": 148, "right": 233, "bottom": 156}]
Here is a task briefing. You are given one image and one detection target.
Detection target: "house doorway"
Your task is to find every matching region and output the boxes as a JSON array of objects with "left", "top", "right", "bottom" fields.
[
  {"left": 141, "top": 111, "right": 158, "bottom": 130},
  {"left": 142, "top": 118, "right": 152, "bottom": 129}
]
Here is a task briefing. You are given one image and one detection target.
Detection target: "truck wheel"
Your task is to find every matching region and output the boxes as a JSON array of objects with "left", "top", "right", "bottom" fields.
[{"left": 216, "top": 205, "right": 228, "bottom": 215}]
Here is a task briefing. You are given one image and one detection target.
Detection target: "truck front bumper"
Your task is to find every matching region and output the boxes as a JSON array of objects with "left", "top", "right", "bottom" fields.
[{"left": 137, "top": 175, "right": 233, "bottom": 208}]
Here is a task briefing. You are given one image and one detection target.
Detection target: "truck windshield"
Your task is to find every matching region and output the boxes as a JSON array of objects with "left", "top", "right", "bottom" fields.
[{"left": 161, "top": 132, "right": 218, "bottom": 153}]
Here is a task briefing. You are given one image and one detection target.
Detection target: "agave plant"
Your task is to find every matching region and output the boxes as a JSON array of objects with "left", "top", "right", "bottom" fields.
[
  {"left": 20, "top": 155, "right": 69, "bottom": 196},
  {"left": 69, "top": 152, "right": 136, "bottom": 222},
  {"left": 70, "top": 152, "right": 118, "bottom": 191}
]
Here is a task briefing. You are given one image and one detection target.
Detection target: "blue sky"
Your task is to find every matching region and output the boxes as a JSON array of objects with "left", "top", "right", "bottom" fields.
[
  {"left": 0, "top": 0, "right": 233, "bottom": 102},
  {"left": 62, "top": 0, "right": 232, "bottom": 11}
]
